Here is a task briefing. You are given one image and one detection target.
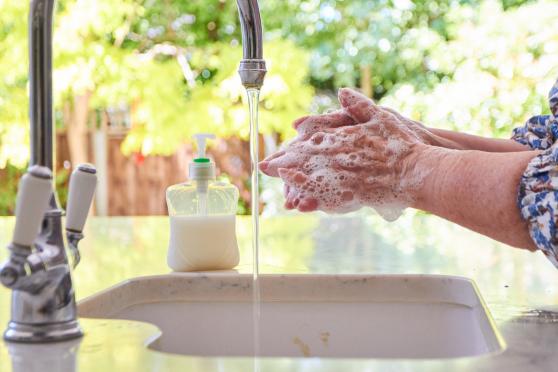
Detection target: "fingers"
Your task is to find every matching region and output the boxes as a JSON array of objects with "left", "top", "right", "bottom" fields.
[
  {"left": 338, "top": 88, "right": 378, "bottom": 123},
  {"left": 293, "top": 116, "right": 311, "bottom": 129},
  {"left": 294, "top": 111, "right": 355, "bottom": 138},
  {"left": 259, "top": 150, "right": 284, "bottom": 174},
  {"left": 278, "top": 168, "right": 308, "bottom": 186},
  {"left": 337, "top": 88, "right": 401, "bottom": 129},
  {"left": 260, "top": 151, "right": 301, "bottom": 177},
  {"left": 294, "top": 111, "right": 354, "bottom": 130},
  {"left": 298, "top": 197, "right": 318, "bottom": 212},
  {"left": 379, "top": 106, "right": 426, "bottom": 129},
  {"left": 381, "top": 106, "right": 410, "bottom": 123},
  {"left": 277, "top": 168, "right": 319, "bottom": 212},
  {"left": 284, "top": 193, "right": 318, "bottom": 212},
  {"left": 262, "top": 105, "right": 360, "bottom": 177},
  {"left": 278, "top": 168, "right": 304, "bottom": 209},
  {"left": 283, "top": 180, "right": 296, "bottom": 210},
  {"left": 338, "top": 87, "right": 374, "bottom": 106}
]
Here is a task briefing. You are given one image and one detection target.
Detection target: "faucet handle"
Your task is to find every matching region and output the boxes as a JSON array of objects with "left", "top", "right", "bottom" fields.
[
  {"left": 12, "top": 166, "right": 53, "bottom": 247},
  {"left": 66, "top": 163, "right": 97, "bottom": 233},
  {"left": 65, "top": 164, "right": 97, "bottom": 268}
]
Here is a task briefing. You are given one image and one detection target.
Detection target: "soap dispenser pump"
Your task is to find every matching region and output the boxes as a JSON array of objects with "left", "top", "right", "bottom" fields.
[{"left": 166, "top": 133, "right": 240, "bottom": 272}]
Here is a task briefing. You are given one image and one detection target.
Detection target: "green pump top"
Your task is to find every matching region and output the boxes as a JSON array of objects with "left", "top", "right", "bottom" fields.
[{"left": 189, "top": 134, "right": 216, "bottom": 184}]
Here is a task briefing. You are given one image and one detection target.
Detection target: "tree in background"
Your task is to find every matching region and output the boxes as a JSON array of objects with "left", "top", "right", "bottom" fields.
[
  {"left": 0, "top": 0, "right": 313, "bottom": 213},
  {"left": 0, "top": 0, "right": 556, "bottom": 215},
  {"left": 263, "top": 0, "right": 458, "bottom": 98},
  {"left": 381, "top": 0, "right": 558, "bottom": 137}
]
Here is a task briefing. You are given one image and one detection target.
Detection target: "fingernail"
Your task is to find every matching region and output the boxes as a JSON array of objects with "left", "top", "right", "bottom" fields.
[
  {"left": 338, "top": 87, "right": 371, "bottom": 108},
  {"left": 338, "top": 88, "right": 353, "bottom": 107}
]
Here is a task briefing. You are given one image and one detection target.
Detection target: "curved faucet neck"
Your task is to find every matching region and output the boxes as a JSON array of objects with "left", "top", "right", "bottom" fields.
[
  {"left": 236, "top": 0, "right": 267, "bottom": 89},
  {"left": 29, "top": 0, "right": 55, "bottom": 170}
]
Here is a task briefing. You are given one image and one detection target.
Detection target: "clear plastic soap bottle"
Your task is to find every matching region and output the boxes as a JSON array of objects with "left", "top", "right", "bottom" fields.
[{"left": 166, "top": 133, "right": 240, "bottom": 271}]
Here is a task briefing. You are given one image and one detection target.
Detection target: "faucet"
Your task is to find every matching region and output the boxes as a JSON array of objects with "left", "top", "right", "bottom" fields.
[
  {"left": 0, "top": 0, "right": 266, "bottom": 343},
  {"left": 237, "top": 0, "right": 267, "bottom": 89},
  {"left": 0, "top": 0, "right": 97, "bottom": 343}
]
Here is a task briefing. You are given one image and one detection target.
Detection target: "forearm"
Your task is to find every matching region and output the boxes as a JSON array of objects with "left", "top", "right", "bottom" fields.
[
  {"left": 429, "top": 128, "right": 529, "bottom": 152},
  {"left": 411, "top": 145, "right": 538, "bottom": 250}
]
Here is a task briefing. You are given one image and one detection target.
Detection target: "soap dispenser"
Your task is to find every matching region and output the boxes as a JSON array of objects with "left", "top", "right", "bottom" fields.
[{"left": 166, "top": 133, "right": 240, "bottom": 271}]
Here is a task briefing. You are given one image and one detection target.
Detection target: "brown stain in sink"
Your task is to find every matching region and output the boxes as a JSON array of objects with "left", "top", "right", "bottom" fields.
[
  {"left": 293, "top": 337, "right": 311, "bottom": 357},
  {"left": 320, "top": 331, "right": 330, "bottom": 347}
]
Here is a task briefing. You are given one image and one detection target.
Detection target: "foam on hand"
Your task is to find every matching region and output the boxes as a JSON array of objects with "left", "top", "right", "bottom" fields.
[{"left": 275, "top": 110, "right": 428, "bottom": 222}]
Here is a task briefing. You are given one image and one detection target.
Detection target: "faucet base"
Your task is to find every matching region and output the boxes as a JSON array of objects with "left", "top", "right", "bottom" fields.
[{"left": 4, "top": 320, "right": 83, "bottom": 343}]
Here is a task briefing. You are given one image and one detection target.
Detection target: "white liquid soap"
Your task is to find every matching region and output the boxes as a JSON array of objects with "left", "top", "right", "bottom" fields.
[
  {"left": 168, "top": 215, "right": 239, "bottom": 271},
  {"left": 166, "top": 133, "right": 240, "bottom": 272}
]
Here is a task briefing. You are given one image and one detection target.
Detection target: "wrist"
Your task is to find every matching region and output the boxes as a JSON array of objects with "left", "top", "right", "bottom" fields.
[{"left": 407, "top": 144, "right": 457, "bottom": 210}]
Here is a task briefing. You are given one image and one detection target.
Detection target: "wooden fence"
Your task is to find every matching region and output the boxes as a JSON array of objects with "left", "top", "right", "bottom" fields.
[
  {"left": 57, "top": 130, "right": 191, "bottom": 215},
  {"left": 56, "top": 129, "right": 261, "bottom": 216}
]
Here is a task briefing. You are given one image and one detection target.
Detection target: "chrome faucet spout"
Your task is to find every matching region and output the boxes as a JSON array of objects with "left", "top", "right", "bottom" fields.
[
  {"left": 236, "top": 0, "right": 264, "bottom": 60},
  {"left": 29, "top": 0, "right": 55, "bottom": 170},
  {"left": 236, "top": 0, "right": 267, "bottom": 89}
]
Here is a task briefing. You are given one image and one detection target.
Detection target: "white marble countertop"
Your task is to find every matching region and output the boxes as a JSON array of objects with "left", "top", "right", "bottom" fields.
[{"left": 0, "top": 214, "right": 557, "bottom": 371}]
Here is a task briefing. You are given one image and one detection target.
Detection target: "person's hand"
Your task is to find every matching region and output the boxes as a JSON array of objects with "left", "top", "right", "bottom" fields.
[
  {"left": 279, "top": 88, "right": 454, "bottom": 150},
  {"left": 259, "top": 88, "right": 431, "bottom": 219},
  {"left": 338, "top": 89, "right": 460, "bottom": 149}
]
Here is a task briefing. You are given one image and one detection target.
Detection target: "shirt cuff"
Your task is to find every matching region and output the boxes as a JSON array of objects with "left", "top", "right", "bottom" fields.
[
  {"left": 518, "top": 143, "right": 558, "bottom": 268},
  {"left": 512, "top": 80, "right": 558, "bottom": 150}
]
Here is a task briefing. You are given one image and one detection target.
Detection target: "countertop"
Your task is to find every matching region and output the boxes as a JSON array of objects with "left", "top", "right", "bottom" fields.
[{"left": 0, "top": 213, "right": 557, "bottom": 371}]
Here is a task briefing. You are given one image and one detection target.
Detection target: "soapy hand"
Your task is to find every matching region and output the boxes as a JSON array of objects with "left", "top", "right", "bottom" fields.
[{"left": 259, "top": 88, "right": 431, "bottom": 220}]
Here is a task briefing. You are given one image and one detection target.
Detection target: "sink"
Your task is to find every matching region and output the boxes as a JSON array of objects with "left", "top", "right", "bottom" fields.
[{"left": 78, "top": 273, "right": 504, "bottom": 359}]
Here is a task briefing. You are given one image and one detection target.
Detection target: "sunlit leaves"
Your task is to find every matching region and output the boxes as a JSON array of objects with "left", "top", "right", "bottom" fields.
[
  {"left": 121, "top": 40, "right": 313, "bottom": 155},
  {"left": 0, "top": 0, "right": 313, "bottom": 162},
  {"left": 382, "top": 0, "right": 558, "bottom": 137},
  {"left": 0, "top": 0, "right": 554, "bottom": 167},
  {"left": 0, "top": 2, "right": 30, "bottom": 167}
]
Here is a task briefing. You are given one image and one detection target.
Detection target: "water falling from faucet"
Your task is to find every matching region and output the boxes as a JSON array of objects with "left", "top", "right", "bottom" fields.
[
  {"left": 247, "top": 88, "right": 261, "bottom": 300},
  {"left": 246, "top": 87, "right": 261, "bottom": 365},
  {"left": 235, "top": 0, "right": 266, "bottom": 365}
]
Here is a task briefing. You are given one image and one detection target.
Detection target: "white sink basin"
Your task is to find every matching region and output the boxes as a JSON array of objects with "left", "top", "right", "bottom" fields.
[{"left": 78, "top": 273, "right": 504, "bottom": 359}]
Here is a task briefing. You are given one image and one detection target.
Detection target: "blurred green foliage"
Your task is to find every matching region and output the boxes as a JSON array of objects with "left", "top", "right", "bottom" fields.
[
  {"left": 0, "top": 164, "right": 24, "bottom": 215},
  {"left": 0, "top": 0, "right": 557, "bottom": 215},
  {"left": 262, "top": 0, "right": 534, "bottom": 98},
  {"left": 263, "top": 0, "right": 459, "bottom": 95},
  {"left": 0, "top": 0, "right": 313, "bottom": 162},
  {"left": 381, "top": 0, "right": 558, "bottom": 137},
  {"left": 122, "top": 40, "right": 313, "bottom": 155}
]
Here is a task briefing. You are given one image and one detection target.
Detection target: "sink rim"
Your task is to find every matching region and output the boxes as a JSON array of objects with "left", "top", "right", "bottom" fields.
[
  {"left": 78, "top": 273, "right": 506, "bottom": 360},
  {"left": 79, "top": 272, "right": 498, "bottom": 307}
]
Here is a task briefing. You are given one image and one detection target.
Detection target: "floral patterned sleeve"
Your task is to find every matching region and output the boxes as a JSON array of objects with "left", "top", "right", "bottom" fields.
[{"left": 512, "top": 79, "right": 558, "bottom": 267}]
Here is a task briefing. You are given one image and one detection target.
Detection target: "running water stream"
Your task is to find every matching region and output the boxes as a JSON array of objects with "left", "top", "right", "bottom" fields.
[{"left": 246, "top": 88, "right": 261, "bottom": 363}]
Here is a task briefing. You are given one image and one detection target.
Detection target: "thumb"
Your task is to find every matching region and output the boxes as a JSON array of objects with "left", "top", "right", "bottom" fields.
[{"left": 338, "top": 87, "right": 377, "bottom": 123}]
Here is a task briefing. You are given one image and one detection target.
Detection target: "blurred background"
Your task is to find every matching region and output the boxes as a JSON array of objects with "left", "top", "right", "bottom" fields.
[{"left": 0, "top": 0, "right": 557, "bottom": 216}]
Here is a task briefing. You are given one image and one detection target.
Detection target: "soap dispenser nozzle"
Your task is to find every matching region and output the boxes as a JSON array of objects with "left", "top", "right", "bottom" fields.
[
  {"left": 193, "top": 134, "right": 216, "bottom": 160},
  {"left": 190, "top": 134, "right": 216, "bottom": 215}
]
